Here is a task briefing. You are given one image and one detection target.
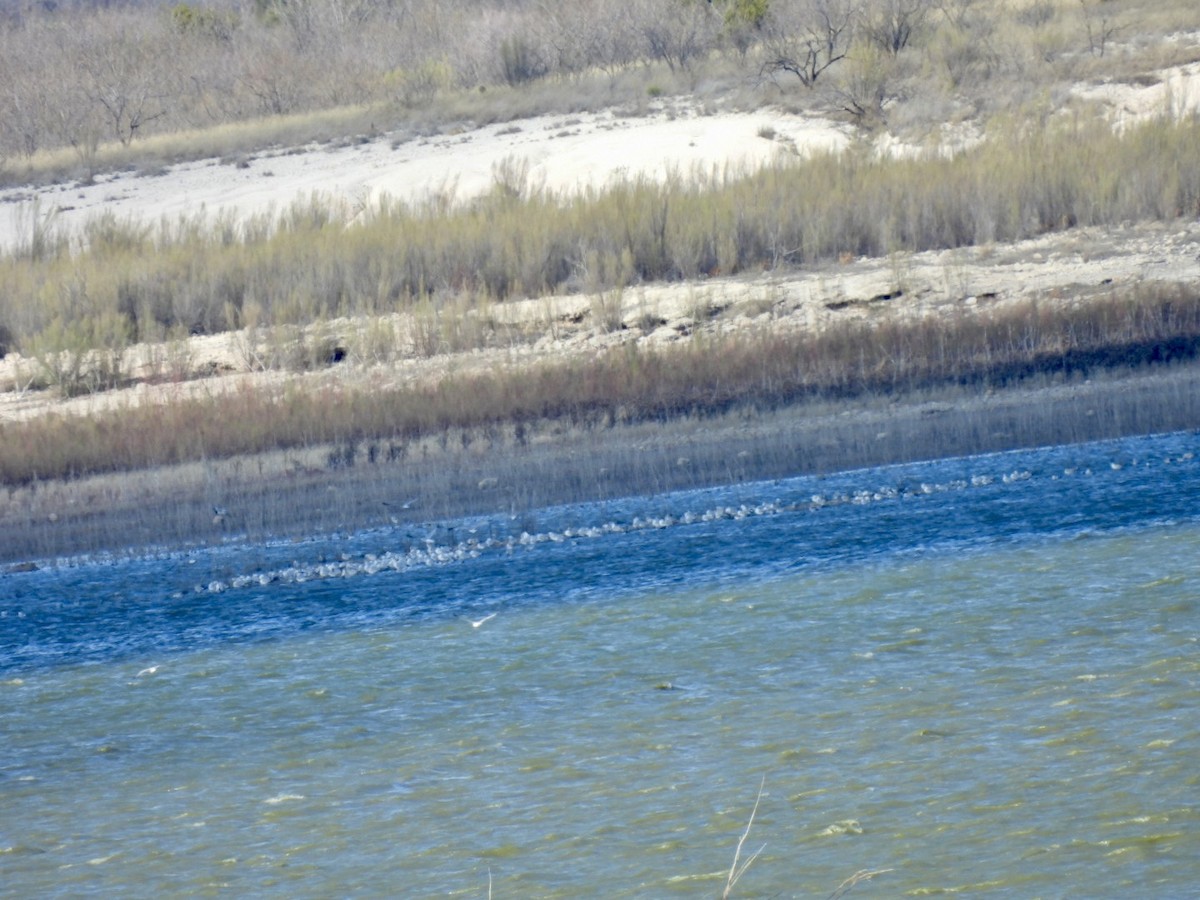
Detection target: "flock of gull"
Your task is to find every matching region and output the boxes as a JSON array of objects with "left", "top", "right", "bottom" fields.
[
  {"left": 191, "top": 468, "right": 1052, "bottom": 595},
  {"left": 182, "top": 448, "right": 1200, "bottom": 596}
]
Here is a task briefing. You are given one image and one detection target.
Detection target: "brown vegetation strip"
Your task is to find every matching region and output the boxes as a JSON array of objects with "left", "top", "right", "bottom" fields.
[{"left": 3, "top": 282, "right": 1198, "bottom": 486}]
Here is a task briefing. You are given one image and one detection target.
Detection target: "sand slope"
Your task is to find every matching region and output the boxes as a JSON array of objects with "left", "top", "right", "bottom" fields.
[{"left": 0, "top": 103, "right": 847, "bottom": 253}]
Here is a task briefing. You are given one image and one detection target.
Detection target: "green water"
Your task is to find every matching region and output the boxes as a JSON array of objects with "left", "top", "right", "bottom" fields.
[{"left": 3, "top": 520, "right": 1197, "bottom": 897}]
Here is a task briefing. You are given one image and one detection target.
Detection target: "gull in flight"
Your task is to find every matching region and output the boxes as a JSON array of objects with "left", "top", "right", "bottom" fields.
[{"left": 468, "top": 612, "right": 498, "bottom": 628}]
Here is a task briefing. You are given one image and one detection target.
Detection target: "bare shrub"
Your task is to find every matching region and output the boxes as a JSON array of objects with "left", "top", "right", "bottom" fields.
[
  {"left": 0, "top": 68, "right": 47, "bottom": 160},
  {"left": 42, "top": 71, "right": 106, "bottom": 182},
  {"left": 831, "top": 42, "right": 898, "bottom": 127},
  {"left": 536, "top": 4, "right": 615, "bottom": 76},
  {"left": 1079, "top": 0, "right": 1123, "bottom": 58},
  {"left": 760, "top": 0, "right": 857, "bottom": 89},
  {"left": 860, "top": 0, "right": 932, "bottom": 55},
  {"left": 933, "top": 0, "right": 984, "bottom": 31},
  {"left": 236, "top": 34, "right": 309, "bottom": 117},
  {"left": 634, "top": 0, "right": 721, "bottom": 73},
  {"left": 76, "top": 17, "right": 170, "bottom": 146},
  {"left": 928, "top": 12, "right": 1000, "bottom": 90},
  {"left": 139, "top": 324, "right": 196, "bottom": 384},
  {"left": 1015, "top": 0, "right": 1058, "bottom": 30}
]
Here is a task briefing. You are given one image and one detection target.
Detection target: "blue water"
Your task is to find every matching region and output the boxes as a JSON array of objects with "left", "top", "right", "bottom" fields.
[
  {"left": 5, "top": 432, "right": 1198, "bottom": 674},
  {"left": 2, "top": 431, "right": 1199, "bottom": 897}
]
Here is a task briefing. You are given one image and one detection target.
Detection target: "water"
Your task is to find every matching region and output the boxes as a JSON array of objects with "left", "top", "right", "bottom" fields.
[{"left": 2, "top": 433, "right": 1199, "bottom": 897}]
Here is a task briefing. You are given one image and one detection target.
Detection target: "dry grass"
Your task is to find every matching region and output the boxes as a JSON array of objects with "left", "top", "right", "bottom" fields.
[
  {"left": 6, "top": 110, "right": 1200, "bottom": 390},
  {"left": 2, "top": 280, "right": 1197, "bottom": 487},
  {"left": 722, "top": 778, "right": 767, "bottom": 899}
]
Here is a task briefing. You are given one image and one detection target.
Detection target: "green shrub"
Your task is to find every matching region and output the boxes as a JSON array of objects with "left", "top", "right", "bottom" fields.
[{"left": 28, "top": 310, "right": 133, "bottom": 398}]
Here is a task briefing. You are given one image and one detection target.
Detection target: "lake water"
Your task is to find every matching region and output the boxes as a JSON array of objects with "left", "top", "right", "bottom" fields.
[{"left": 2, "top": 432, "right": 1198, "bottom": 898}]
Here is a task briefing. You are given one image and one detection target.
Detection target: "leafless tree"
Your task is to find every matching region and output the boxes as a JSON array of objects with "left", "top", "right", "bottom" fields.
[
  {"left": 78, "top": 29, "right": 170, "bottom": 146},
  {"left": 760, "top": 0, "right": 858, "bottom": 89},
  {"left": 933, "top": 0, "right": 985, "bottom": 31},
  {"left": 540, "top": 0, "right": 644, "bottom": 77},
  {"left": 634, "top": 0, "right": 721, "bottom": 73},
  {"left": 0, "top": 15, "right": 68, "bottom": 159},
  {"left": 1080, "top": 0, "right": 1122, "bottom": 58},
  {"left": 0, "top": 74, "right": 46, "bottom": 158},
  {"left": 235, "top": 30, "right": 309, "bottom": 116}
]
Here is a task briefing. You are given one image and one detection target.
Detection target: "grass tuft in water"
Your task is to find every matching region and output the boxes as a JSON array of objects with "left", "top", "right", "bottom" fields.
[{"left": 722, "top": 777, "right": 767, "bottom": 899}]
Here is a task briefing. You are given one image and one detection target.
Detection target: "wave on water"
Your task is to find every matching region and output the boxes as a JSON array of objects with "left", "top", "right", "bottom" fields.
[
  {"left": 2, "top": 431, "right": 1196, "bottom": 676},
  {"left": 196, "top": 475, "right": 1032, "bottom": 594},
  {"left": 185, "top": 433, "right": 1196, "bottom": 595}
]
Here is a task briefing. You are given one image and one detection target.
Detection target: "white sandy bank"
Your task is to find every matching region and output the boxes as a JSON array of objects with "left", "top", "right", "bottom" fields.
[{"left": 0, "top": 105, "right": 848, "bottom": 254}]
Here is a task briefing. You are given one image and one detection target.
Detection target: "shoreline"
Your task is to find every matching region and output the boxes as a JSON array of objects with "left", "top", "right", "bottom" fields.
[{"left": 5, "top": 362, "right": 1198, "bottom": 568}]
